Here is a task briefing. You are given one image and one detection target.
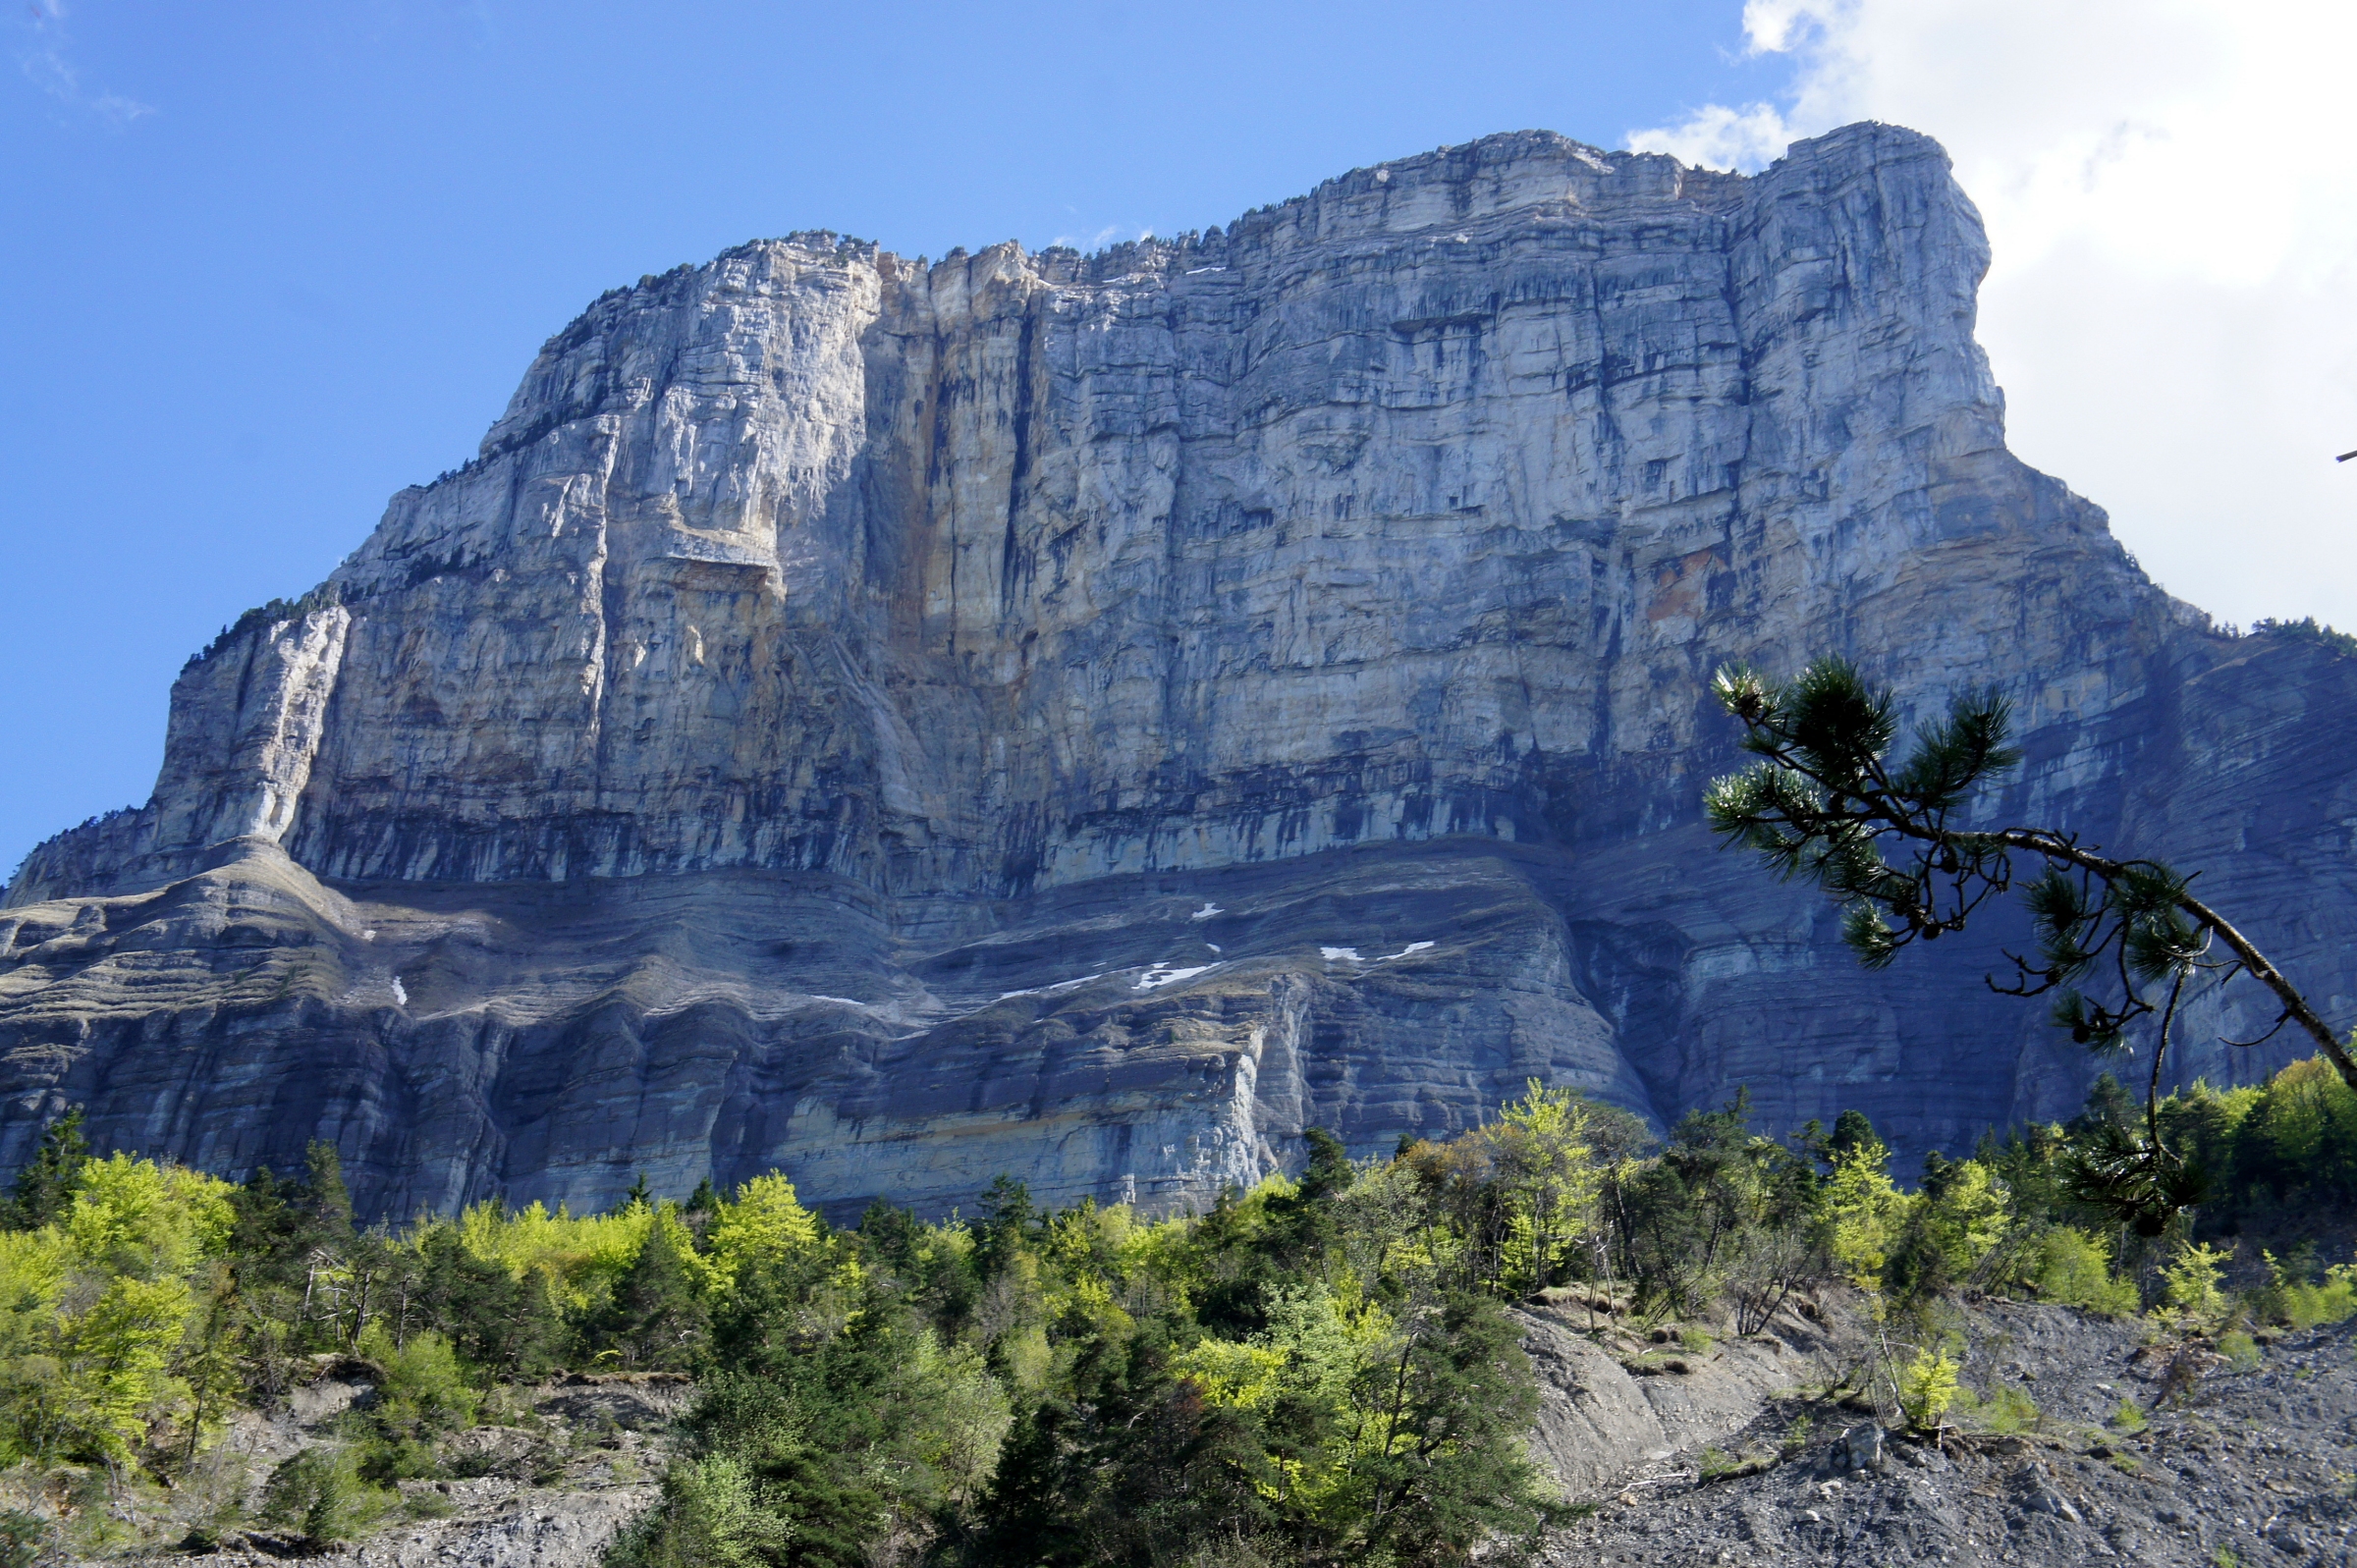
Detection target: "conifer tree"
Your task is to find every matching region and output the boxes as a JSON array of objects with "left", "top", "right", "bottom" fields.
[
  {"left": 6, "top": 1108, "right": 87, "bottom": 1229},
  {"left": 1707, "top": 656, "right": 2355, "bottom": 1228},
  {"left": 583, "top": 1216, "right": 707, "bottom": 1372}
]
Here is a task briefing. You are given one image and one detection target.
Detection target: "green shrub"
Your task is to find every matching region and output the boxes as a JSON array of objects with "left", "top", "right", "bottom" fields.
[
  {"left": 610, "top": 1452, "right": 791, "bottom": 1568},
  {"left": 258, "top": 1446, "right": 387, "bottom": 1542},
  {"left": 2217, "top": 1331, "right": 2263, "bottom": 1374},
  {"left": 2029, "top": 1227, "right": 2140, "bottom": 1315},
  {"left": 0, "top": 1509, "right": 46, "bottom": 1568},
  {"left": 1951, "top": 1381, "right": 2039, "bottom": 1434},
  {"left": 1898, "top": 1347, "right": 1960, "bottom": 1431},
  {"left": 372, "top": 1328, "right": 480, "bottom": 1435},
  {"left": 2161, "top": 1241, "right": 2232, "bottom": 1331},
  {"left": 402, "top": 1487, "right": 458, "bottom": 1520},
  {"left": 2259, "top": 1253, "right": 2357, "bottom": 1330},
  {"left": 347, "top": 1327, "right": 478, "bottom": 1482}
]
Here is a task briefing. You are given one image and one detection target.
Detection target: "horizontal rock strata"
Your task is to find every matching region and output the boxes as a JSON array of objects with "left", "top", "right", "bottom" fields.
[{"left": 6, "top": 125, "right": 2354, "bottom": 1218}]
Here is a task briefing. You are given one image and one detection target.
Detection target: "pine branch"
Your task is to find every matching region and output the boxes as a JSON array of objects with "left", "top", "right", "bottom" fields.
[{"left": 1707, "top": 657, "right": 2356, "bottom": 1230}]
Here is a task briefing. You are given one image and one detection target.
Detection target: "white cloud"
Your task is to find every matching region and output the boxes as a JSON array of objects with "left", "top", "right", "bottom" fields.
[
  {"left": 1631, "top": 0, "right": 2357, "bottom": 631},
  {"left": 16, "top": 1, "right": 153, "bottom": 128},
  {"left": 89, "top": 91, "right": 153, "bottom": 128},
  {"left": 1051, "top": 224, "right": 1155, "bottom": 253},
  {"left": 1628, "top": 99, "right": 1793, "bottom": 172}
]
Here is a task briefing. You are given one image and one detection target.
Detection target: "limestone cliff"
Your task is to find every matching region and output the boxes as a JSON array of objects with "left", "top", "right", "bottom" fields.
[{"left": 6, "top": 125, "right": 2354, "bottom": 1219}]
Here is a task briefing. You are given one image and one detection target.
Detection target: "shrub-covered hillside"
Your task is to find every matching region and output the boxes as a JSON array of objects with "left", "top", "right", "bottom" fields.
[{"left": 0, "top": 1055, "right": 2351, "bottom": 1565}]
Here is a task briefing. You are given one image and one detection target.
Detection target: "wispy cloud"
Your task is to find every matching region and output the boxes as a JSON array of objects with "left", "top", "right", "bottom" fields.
[
  {"left": 18, "top": 1, "right": 154, "bottom": 128},
  {"left": 1624, "top": 99, "right": 1792, "bottom": 173},
  {"left": 1628, "top": 0, "right": 2357, "bottom": 632},
  {"left": 1044, "top": 213, "right": 1160, "bottom": 253}
]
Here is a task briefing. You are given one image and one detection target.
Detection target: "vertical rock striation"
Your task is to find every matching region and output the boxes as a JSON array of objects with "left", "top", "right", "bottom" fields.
[{"left": 6, "top": 125, "right": 2353, "bottom": 1218}]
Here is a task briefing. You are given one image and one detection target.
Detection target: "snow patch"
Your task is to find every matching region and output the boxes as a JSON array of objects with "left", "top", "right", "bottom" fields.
[
  {"left": 1324, "top": 942, "right": 1431, "bottom": 966},
  {"left": 1190, "top": 902, "right": 1223, "bottom": 921},
  {"left": 997, "top": 974, "right": 1105, "bottom": 1000},
  {"left": 1134, "top": 963, "right": 1215, "bottom": 992},
  {"left": 389, "top": 976, "right": 408, "bottom": 1007}
]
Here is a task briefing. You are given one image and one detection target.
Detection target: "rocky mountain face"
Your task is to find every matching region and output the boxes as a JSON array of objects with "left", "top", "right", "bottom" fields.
[{"left": 6, "top": 124, "right": 2354, "bottom": 1220}]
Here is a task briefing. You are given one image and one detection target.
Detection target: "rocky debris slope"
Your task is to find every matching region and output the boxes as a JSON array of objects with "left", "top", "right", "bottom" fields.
[
  {"left": 63, "top": 1371, "right": 681, "bottom": 1568},
  {"left": 314, "top": 1483, "right": 650, "bottom": 1568},
  {"left": 7, "top": 125, "right": 2357, "bottom": 1219},
  {"left": 1517, "top": 1295, "right": 1861, "bottom": 1498},
  {"left": 1535, "top": 1304, "right": 2357, "bottom": 1567}
]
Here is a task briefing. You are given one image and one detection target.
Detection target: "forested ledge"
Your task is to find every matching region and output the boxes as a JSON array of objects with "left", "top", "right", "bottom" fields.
[{"left": 0, "top": 1054, "right": 2349, "bottom": 1567}]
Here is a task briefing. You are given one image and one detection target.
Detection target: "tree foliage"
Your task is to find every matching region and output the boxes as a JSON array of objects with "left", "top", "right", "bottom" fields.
[
  {"left": 3, "top": 1051, "right": 2356, "bottom": 1560},
  {"left": 1707, "top": 656, "right": 2356, "bottom": 1230}
]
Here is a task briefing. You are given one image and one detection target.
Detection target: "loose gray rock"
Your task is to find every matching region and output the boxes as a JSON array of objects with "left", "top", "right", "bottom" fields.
[
  {"left": 1837, "top": 1422, "right": 1886, "bottom": 1473},
  {"left": 1542, "top": 1308, "right": 2357, "bottom": 1568}
]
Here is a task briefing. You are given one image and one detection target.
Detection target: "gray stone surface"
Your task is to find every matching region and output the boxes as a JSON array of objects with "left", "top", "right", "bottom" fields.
[
  {"left": 65, "top": 1372, "right": 678, "bottom": 1568},
  {"left": 1541, "top": 1311, "right": 2357, "bottom": 1568},
  {"left": 5, "top": 124, "right": 2354, "bottom": 1219},
  {"left": 1517, "top": 1304, "right": 1853, "bottom": 1498}
]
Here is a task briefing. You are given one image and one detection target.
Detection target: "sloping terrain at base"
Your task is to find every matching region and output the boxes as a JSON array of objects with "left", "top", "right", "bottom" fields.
[
  {"left": 58, "top": 1375, "right": 681, "bottom": 1568},
  {"left": 1538, "top": 1308, "right": 2357, "bottom": 1567}
]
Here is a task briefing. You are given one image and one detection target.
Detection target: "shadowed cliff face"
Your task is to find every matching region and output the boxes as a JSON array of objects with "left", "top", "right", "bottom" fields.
[{"left": 6, "top": 125, "right": 2354, "bottom": 1219}]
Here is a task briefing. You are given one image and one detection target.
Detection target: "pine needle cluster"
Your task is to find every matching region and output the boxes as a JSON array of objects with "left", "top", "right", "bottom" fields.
[{"left": 1706, "top": 657, "right": 2356, "bottom": 1232}]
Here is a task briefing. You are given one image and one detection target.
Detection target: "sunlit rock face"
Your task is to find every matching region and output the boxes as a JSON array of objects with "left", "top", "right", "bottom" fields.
[{"left": 7, "top": 125, "right": 2353, "bottom": 1219}]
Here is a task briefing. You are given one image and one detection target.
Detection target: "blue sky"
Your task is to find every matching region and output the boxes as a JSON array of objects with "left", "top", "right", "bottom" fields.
[{"left": 4, "top": 1, "right": 2351, "bottom": 879}]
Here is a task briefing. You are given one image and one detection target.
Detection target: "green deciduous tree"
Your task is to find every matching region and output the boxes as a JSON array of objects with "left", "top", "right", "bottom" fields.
[
  {"left": 0, "top": 1151, "right": 237, "bottom": 1463},
  {"left": 1820, "top": 1135, "right": 1904, "bottom": 1296},
  {"left": 1489, "top": 1081, "right": 1601, "bottom": 1296}
]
